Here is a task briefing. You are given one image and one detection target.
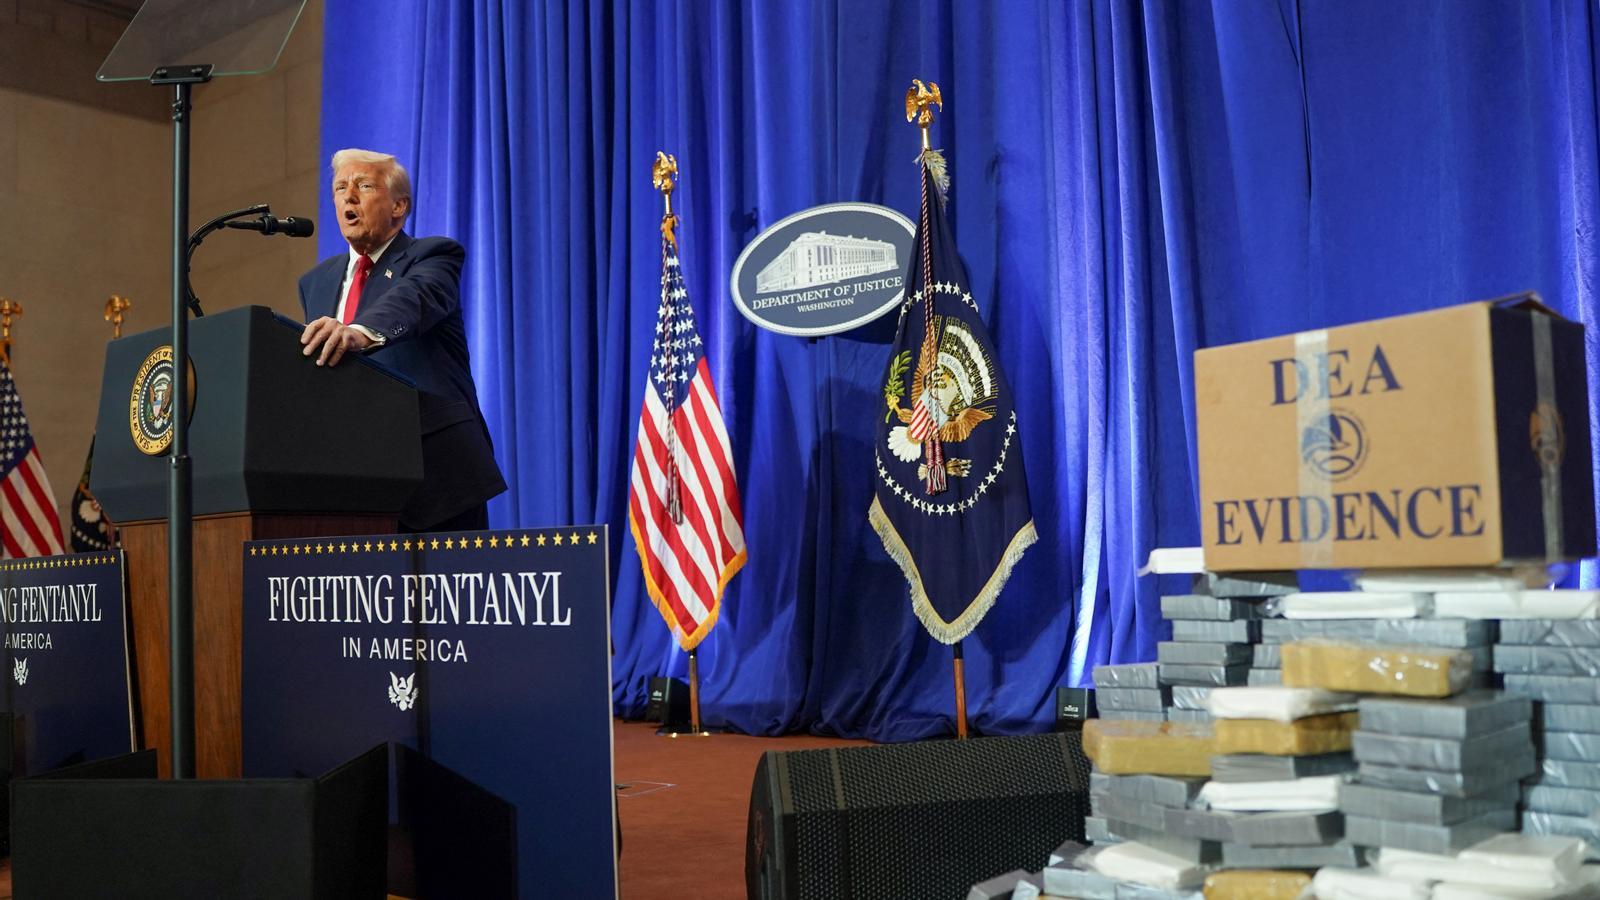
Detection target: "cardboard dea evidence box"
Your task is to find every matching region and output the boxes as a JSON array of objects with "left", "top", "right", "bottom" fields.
[{"left": 1195, "top": 295, "right": 1596, "bottom": 571}]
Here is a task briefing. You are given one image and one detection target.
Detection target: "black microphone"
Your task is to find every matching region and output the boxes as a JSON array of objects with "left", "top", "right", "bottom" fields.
[{"left": 224, "top": 214, "right": 315, "bottom": 237}]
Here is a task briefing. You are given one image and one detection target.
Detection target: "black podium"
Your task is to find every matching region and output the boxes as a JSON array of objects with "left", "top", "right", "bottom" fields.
[{"left": 91, "top": 305, "right": 423, "bottom": 777}]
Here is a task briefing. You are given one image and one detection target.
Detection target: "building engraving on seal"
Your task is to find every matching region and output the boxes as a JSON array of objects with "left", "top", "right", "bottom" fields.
[{"left": 755, "top": 230, "right": 898, "bottom": 292}]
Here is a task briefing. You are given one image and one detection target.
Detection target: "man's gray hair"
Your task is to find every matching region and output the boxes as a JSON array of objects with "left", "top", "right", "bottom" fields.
[{"left": 330, "top": 148, "right": 413, "bottom": 217}]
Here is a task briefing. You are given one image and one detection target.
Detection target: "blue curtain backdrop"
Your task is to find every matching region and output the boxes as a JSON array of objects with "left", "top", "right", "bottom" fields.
[{"left": 319, "top": 0, "right": 1600, "bottom": 741}]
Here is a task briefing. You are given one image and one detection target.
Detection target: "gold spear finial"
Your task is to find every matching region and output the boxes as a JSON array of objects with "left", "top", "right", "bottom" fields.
[
  {"left": 905, "top": 79, "right": 943, "bottom": 151},
  {"left": 104, "top": 295, "right": 133, "bottom": 339},
  {"left": 653, "top": 151, "right": 680, "bottom": 247},
  {"left": 0, "top": 298, "right": 20, "bottom": 367}
]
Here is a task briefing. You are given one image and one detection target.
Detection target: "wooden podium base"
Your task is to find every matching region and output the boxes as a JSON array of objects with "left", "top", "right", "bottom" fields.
[{"left": 121, "top": 512, "right": 396, "bottom": 778}]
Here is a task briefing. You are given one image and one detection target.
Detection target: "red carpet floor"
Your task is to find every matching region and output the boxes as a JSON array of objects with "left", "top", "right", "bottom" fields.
[{"left": 615, "top": 719, "right": 870, "bottom": 898}]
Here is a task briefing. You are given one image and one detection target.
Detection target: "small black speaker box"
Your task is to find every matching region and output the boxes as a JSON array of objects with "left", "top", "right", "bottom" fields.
[
  {"left": 1054, "top": 686, "right": 1095, "bottom": 730},
  {"left": 746, "top": 732, "right": 1092, "bottom": 900},
  {"left": 647, "top": 676, "right": 690, "bottom": 727}
]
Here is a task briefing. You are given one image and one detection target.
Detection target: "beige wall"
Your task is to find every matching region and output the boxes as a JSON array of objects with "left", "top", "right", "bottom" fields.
[{"left": 0, "top": 0, "right": 324, "bottom": 545}]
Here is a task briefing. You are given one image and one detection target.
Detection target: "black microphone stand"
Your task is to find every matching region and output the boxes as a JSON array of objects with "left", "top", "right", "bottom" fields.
[{"left": 184, "top": 204, "right": 272, "bottom": 317}]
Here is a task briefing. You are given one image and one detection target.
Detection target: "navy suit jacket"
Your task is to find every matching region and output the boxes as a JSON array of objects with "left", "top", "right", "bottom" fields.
[{"left": 298, "top": 232, "right": 505, "bottom": 529}]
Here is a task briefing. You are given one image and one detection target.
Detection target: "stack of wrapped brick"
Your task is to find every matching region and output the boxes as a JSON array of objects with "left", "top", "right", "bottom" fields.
[
  {"left": 1158, "top": 573, "right": 1295, "bottom": 714},
  {"left": 1493, "top": 619, "right": 1600, "bottom": 850}
]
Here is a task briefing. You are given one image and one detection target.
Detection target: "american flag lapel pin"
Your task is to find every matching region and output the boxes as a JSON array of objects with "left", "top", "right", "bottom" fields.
[{"left": 384, "top": 269, "right": 393, "bottom": 278}]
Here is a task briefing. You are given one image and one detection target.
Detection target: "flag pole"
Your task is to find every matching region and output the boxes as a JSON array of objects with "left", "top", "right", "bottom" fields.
[
  {"left": 953, "top": 641, "right": 969, "bottom": 739},
  {"left": 688, "top": 649, "right": 702, "bottom": 734}
]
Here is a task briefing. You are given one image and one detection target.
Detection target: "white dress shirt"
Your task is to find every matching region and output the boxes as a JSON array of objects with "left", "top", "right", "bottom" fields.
[{"left": 335, "top": 235, "right": 396, "bottom": 346}]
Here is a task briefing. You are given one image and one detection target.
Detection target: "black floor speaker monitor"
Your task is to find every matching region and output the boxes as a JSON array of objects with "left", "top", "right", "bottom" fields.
[{"left": 745, "top": 731, "right": 1092, "bottom": 900}]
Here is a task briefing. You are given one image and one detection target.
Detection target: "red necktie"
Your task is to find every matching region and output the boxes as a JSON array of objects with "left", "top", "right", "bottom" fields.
[{"left": 342, "top": 255, "right": 375, "bottom": 324}]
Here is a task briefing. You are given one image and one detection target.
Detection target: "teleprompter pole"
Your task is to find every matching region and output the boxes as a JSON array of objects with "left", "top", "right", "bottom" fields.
[{"left": 152, "top": 64, "right": 213, "bottom": 779}]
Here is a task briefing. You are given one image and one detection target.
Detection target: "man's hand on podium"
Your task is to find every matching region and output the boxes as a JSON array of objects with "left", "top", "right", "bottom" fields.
[{"left": 301, "top": 316, "right": 373, "bottom": 367}]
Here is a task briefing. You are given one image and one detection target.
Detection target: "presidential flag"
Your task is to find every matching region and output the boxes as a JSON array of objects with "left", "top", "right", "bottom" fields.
[
  {"left": 1, "top": 358, "right": 66, "bottom": 558},
  {"left": 70, "top": 438, "right": 117, "bottom": 553},
  {"left": 870, "top": 150, "right": 1036, "bottom": 643},
  {"left": 627, "top": 228, "right": 746, "bottom": 651}
]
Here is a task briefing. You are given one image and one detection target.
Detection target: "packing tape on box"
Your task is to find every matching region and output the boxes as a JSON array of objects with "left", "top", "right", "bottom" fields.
[
  {"left": 1202, "top": 870, "right": 1311, "bottom": 900},
  {"left": 1294, "top": 328, "right": 1335, "bottom": 569},
  {"left": 1214, "top": 711, "right": 1361, "bottom": 756},
  {"left": 1083, "top": 720, "right": 1216, "bottom": 776},
  {"left": 967, "top": 869, "right": 1041, "bottom": 900},
  {"left": 1085, "top": 816, "right": 1120, "bottom": 844},
  {"left": 1533, "top": 312, "right": 1565, "bottom": 561},
  {"left": 1160, "top": 663, "right": 1250, "bottom": 687},
  {"left": 1169, "top": 709, "right": 1215, "bottom": 724},
  {"left": 1280, "top": 640, "right": 1474, "bottom": 697}
]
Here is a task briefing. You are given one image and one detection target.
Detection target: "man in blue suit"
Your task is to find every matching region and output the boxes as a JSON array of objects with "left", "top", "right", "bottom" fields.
[{"left": 298, "top": 148, "right": 505, "bottom": 531}]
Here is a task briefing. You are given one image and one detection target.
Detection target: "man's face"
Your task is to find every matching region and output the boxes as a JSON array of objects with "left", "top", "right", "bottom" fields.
[{"left": 333, "top": 162, "right": 408, "bottom": 254}]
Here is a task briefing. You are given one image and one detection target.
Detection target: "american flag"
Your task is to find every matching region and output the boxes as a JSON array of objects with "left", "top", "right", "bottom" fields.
[
  {"left": 1, "top": 359, "right": 65, "bottom": 558},
  {"left": 627, "top": 235, "right": 745, "bottom": 651}
]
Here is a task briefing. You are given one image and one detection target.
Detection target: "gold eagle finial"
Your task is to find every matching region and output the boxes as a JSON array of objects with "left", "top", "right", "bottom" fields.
[
  {"left": 0, "top": 298, "right": 20, "bottom": 366},
  {"left": 653, "top": 151, "right": 680, "bottom": 247},
  {"left": 104, "top": 295, "right": 133, "bottom": 339},
  {"left": 905, "top": 79, "right": 943, "bottom": 149}
]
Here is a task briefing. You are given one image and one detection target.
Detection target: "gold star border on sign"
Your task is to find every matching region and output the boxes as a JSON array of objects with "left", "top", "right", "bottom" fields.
[{"left": 239, "top": 529, "right": 604, "bottom": 559}]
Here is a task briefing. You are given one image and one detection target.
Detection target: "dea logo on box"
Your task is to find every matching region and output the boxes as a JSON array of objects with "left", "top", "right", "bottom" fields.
[
  {"left": 731, "top": 203, "right": 915, "bottom": 337},
  {"left": 1300, "top": 409, "right": 1369, "bottom": 481}
]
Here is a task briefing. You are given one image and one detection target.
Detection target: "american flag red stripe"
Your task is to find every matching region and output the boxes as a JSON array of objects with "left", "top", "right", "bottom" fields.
[
  {"left": 628, "top": 237, "right": 745, "bottom": 651},
  {"left": 1, "top": 361, "right": 65, "bottom": 559}
]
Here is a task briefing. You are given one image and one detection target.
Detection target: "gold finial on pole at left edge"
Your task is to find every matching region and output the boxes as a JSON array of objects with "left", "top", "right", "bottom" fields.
[
  {"left": 905, "top": 79, "right": 943, "bottom": 151},
  {"left": 653, "top": 151, "right": 679, "bottom": 247},
  {"left": 0, "top": 298, "right": 20, "bottom": 366},
  {"left": 105, "top": 295, "right": 133, "bottom": 340}
]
